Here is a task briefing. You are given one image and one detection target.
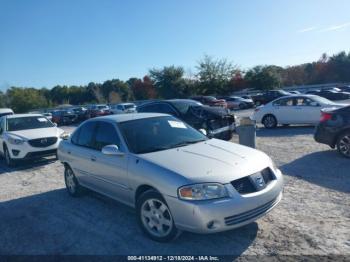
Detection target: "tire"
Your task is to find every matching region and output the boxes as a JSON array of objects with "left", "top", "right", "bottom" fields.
[
  {"left": 64, "top": 165, "right": 84, "bottom": 197},
  {"left": 262, "top": 114, "right": 277, "bottom": 129},
  {"left": 336, "top": 131, "right": 350, "bottom": 158},
  {"left": 136, "top": 189, "right": 179, "bottom": 242},
  {"left": 4, "top": 145, "right": 16, "bottom": 167}
]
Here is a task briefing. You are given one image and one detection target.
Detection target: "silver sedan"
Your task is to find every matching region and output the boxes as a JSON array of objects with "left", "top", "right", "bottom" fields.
[{"left": 58, "top": 113, "right": 283, "bottom": 242}]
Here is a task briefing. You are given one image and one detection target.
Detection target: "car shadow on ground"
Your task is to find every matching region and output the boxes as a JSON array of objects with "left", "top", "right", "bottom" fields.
[
  {"left": 0, "top": 188, "right": 257, "bottom": 256},
  {"left": 256, "top": 126, "right": 315, "bottom": 137},
  {"left": 281, "top": 150, "right": 350, "bottom": 193},
  {"left": 0, "top": 157, "right": 57, "bottom": 174}
]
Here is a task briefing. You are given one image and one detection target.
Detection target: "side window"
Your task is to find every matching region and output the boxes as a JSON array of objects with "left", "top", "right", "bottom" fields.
[
  {"left": 273, "top": 98, "right": 293, "bottom": 106},
  {"left": 76, "top": 121, "right": 97, "bottom": 148},
  {"left": 138, "top": 104, "right": 156, "bottom": 113},
  {"left": 94, "top": 122, "right": 121, "bottom": 151},
  {"left": 71, "top": 128, "right": 80, "bottom": 145},
  {"left": 156, "top": 104, "right": 177, "bottom": 115},
  {"left": 296, "top": 98, "right": 313, "bottom": 106}
]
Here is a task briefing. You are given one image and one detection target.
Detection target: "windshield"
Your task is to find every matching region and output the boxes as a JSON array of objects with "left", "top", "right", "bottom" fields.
[
  {"left": 311, "top": 96, "right": 335, "bottom": 105},
  {"left": 171, "top": 100, "right": 203, "bottom": 114},
  {"left": 119, "top": 116, "right": 207, "bottom": 154},
  {"left": 7, "top": 116, "right": 55, "bottom": 131}
]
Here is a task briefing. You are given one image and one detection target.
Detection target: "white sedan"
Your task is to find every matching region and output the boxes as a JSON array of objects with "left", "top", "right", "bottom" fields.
[
  {"left": 0, "top": 114, "right": 67, "bottom": 166},
  {"left": 252, "top": 95, "right": 347, "bottom": 128}
]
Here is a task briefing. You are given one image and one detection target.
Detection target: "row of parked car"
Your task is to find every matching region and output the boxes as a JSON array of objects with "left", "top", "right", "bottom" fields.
[
  {"left": 28, "top": 103, "right": 138, "bottom": 126},
  {"left": 0, "top": 93, "right": 348, "bottom": 242},
  {"left": 250, "top": 85, "right": 350, "bottom": 106}
]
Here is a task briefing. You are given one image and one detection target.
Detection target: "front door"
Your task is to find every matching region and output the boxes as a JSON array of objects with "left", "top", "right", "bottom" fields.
[{"left": 89, "top": 121, "right": 131, "bottom": 204}]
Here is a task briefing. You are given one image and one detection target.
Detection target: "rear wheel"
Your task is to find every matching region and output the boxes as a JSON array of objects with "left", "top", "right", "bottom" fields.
[
  {"left": 337, "top": 131, "right": 350, "bottom": 158},
  {"left": 262, "top": 114, "right": 277, "bottom": 129},
  {"left": 136, "top": 190, "right": 179, "bottom": 242},
  {"left": 64, "top": 165, "right": 84, "bottom": 196}
]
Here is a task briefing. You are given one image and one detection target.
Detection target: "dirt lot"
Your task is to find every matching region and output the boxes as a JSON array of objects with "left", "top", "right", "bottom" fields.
[{"left": 0, "top": 118, "right": 349, "bottom": 258}]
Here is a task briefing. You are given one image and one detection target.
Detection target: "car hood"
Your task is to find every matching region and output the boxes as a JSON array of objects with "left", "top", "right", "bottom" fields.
[
  {"left": 7, "top": 127, "right": 64, "bottom": 140},
  {"left": 139, "top": 139, "right": 273, "bottom": 184}
]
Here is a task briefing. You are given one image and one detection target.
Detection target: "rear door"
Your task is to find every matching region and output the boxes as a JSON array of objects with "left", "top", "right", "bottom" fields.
[
  {"left": 68, "top": 121, "right": 98, "bottom": 187},
  {"left": 294, "top": 97, "right": 322, "bottom": 124}
]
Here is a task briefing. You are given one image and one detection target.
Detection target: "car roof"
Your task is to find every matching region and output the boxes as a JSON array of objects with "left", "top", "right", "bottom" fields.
[
  {"left": 166, "top": 99, "right": 200, "bottom": 103},
  {"left": 90, "top": 113, "right": 169, "bottom": 123},
  {"left": 5, "top": 113, "right": 44, "bottom": 119},
  {"left": 0, "top": 108, "right": 13, "bottom": 113}
]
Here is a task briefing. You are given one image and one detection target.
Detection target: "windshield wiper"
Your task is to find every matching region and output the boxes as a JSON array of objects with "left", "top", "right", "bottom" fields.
[{"left": 170, "top": 139, "right": 206, "bottom": 148}]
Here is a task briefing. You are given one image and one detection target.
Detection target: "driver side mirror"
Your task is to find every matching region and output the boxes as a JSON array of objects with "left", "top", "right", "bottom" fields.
[
  {"left": 199, "top": 128, "right": 207, "bottom": 136},
  {"left": 102, "top": 145, "right": 124, "bottom": 156}
]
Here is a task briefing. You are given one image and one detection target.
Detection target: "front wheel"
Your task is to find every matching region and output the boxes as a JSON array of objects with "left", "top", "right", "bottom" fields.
[
  {"left": 4, "top": 146, "right": 16, "bottom": 167},
  {"left": 262, "top": 114, "right": 277, "bottom": 129},
  {"left": 136, "top": 190, "right": 179, "bottom": 242},
  {"left": 337, "top": 132, "right": 350, "bottom": 158}
]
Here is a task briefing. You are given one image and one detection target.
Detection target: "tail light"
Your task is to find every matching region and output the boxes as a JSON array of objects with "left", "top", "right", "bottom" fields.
[{"left": 320, "top": 112, "right": 332, "bottom": 122}]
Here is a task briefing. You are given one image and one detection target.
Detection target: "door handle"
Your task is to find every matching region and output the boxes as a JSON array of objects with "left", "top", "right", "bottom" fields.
[{"left": 90, "top": 156, "right": 96, "bottom": 162}]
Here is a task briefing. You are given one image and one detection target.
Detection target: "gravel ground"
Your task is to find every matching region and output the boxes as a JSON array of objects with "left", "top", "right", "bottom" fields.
[{"left": 0, "top": 113, "right": 349, "bottom": 258}]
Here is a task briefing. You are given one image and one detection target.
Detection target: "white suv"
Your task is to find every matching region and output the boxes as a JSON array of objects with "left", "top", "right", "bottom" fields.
[
  {"left": 110, "top": 103, "right": 137, "bottom": 114},
  {"left": 0, "top": 114, "right": 67, "bottom": 167}
]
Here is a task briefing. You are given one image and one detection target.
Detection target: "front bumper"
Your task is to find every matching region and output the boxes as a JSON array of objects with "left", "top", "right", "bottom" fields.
[
  {"left": 165, "top": 169, "right": 283, "bottom": 234},
  {"left": 7, "top": 140, "right": 60, "bottom": 160}
]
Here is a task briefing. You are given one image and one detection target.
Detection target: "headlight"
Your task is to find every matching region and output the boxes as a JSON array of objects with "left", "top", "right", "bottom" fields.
[
  {"left": 178, "top": 183, "right": 228, "bottom": 201},
  {"left": 60, "top": 131, "right": 70, "bottom": 140},
  {"left": 8, "top": 137, "right": 25, "bottom": 145}
]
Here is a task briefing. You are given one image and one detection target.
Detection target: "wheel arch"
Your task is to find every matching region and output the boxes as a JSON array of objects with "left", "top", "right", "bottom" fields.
[
  {"left": 135, "top": 184, "right": 160, "bottom": 203},
  {"left": 334, "top": 127, "right": 350, "bottom": 147}
]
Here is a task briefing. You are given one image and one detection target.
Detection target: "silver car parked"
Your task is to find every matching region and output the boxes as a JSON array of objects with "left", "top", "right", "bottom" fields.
[{"left": 58, "top": 113, "right": 283, "bottom": 242}]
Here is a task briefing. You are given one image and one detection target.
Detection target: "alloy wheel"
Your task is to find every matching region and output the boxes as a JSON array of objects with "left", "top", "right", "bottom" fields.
[
  {"left": 263, "top": 115, "right": 277, "bottom": 128},
  {"left": 141, "top": 198, "right": 173, "bottom": 238},
  {"left": 65, "top": 168, "right": 76, "bottom": 194},
  {"left": 338, "top": 135, "right": 350, "bottom": 157}
]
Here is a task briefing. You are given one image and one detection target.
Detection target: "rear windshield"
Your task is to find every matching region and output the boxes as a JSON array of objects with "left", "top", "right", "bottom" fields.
[{"left": 7, "top": 116, "right": 54, "bottom": 131}]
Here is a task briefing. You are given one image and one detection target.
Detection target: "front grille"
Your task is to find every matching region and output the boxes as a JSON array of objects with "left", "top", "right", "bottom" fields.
[
  {"left": 224, "top": 196, "right": 280, "bottom": 226},
  {"left": 25, "top": 149, "right": 57, "bottom": 158},
  {"left": 261, "top": 168, "right": 274, "bottom": 184},
  {"left": 231, "top": 168, "right": 276, "bottom": 195},
  {"left": 231, "top": 177, "right": 256, "bottom": 194},
  {"left": 28, "top": 137, "right": 58, "bottom": 148}
]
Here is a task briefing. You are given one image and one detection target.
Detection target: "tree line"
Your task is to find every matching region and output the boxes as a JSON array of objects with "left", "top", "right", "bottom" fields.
[{"left": 1, "top": 51, "right": 349, "bottom": 113}]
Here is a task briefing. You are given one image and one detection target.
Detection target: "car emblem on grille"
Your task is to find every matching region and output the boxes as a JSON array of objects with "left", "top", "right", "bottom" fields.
[
  {"left": 40, "top": 138, "right": 48, "bottom": 144},
  {"left": 249, "top": 172, "right": 266, "bottom": 190},
  {"left": 255, "top": 176, "right": 265, "bottom": 188}
]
